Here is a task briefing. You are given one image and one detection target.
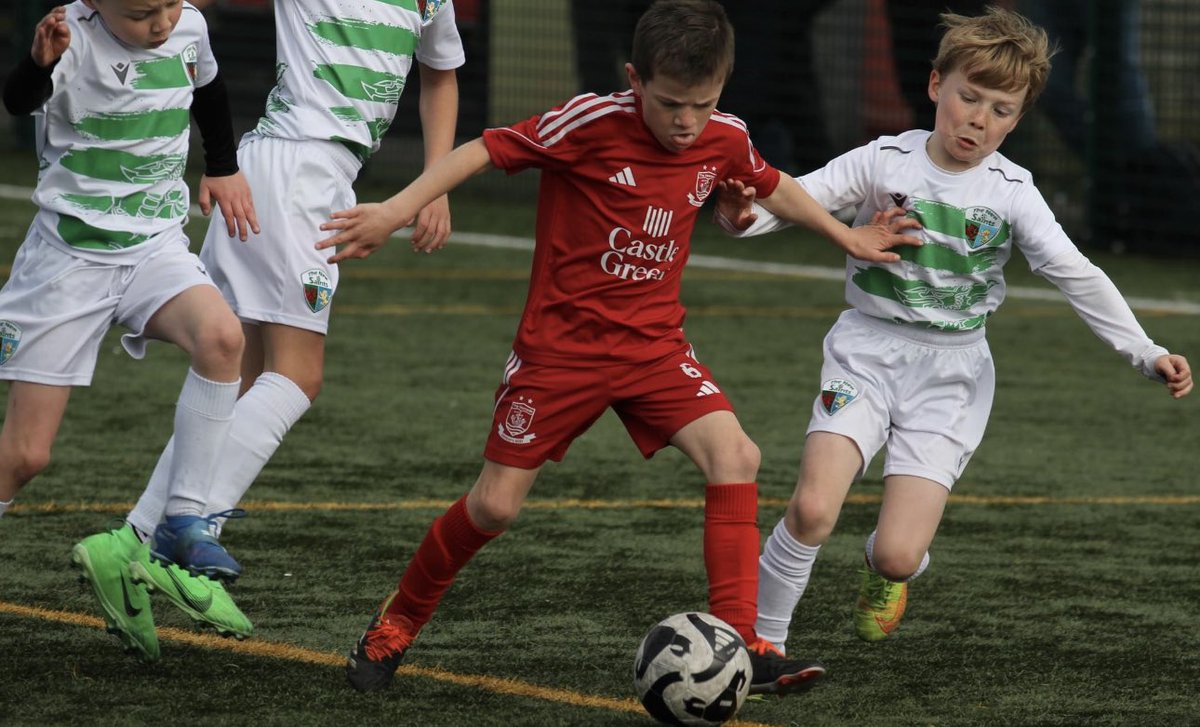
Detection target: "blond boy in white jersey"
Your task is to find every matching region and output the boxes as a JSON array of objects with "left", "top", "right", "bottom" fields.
[
  {"left": 121, "top": 0, "right": 464, "bottom": 584},
  {"left": 0, "top": 0, "right": 261, "bottom": 661},
  {"left": 716, "top": 7, "right": 1193, "bottom": 650}
]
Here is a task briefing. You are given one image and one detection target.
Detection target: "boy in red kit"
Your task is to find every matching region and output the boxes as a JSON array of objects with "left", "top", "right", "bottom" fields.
[{"left": 319, "top": 0, "right": 921, "bottom": 695}]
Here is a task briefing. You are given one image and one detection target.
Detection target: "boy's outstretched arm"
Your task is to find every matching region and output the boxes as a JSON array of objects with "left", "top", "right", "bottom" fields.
[
  {"left": 756, "top": 176, "right": 921, "bottom": 262},
  {"left": 1037, "top": 248, "right": 1192, "bottom": 399},
  {"left": 411, "top": 64, "right": 460, "bottom": 254},
  {"left": 192, "top": 72, "right": 258, "bottom": 241},
  {"left": 317, "top": 137, "right": 493, "bottom": 264}
]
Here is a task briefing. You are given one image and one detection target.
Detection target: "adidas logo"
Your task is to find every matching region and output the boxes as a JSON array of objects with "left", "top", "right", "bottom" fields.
[
  {"left": 608, "top": 166, "right": 637, "bottom": 187},
  {"left": 695, "top": 381, "right": 721, "bottom": 397}
]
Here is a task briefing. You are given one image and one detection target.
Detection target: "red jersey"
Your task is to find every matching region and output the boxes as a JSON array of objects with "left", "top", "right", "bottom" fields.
[{"left": 481, "top": 91, "right": 781, "bottom": 367}]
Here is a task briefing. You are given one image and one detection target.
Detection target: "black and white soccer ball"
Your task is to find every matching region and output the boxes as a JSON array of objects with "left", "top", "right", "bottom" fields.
[{"left": 633, "top": 612, "right": 751, "bottom": 727}]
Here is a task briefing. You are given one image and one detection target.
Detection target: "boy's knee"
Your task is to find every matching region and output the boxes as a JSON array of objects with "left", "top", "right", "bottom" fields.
[
  {"left": 467, "top": 491, "right": 520, "bottom": 531},
  {"left": 4, "top": 443, "right": 52, "bottom": 487},
  {"left": 191, "top": 318, "right": 244, "bottom": 371},
  {"left": 290, "top": 374, "right": 322, "bottom": 402},
  {"left": 786, "top": 490, "right": 839, "bottom": 541},
  {"left": 870, "top": 548, "right": 924, "bottom": 581},
  {"left": 708, "top": 435, "right": 760, "bottom": 482}
]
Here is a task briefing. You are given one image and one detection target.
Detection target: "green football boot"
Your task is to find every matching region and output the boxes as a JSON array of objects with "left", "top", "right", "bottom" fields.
[
  {"left": 128, "top": 544, "right": 252, "bottom": 639},
  {"left": 854, "top": 567, "right": 908, "bottom": 641},
  {"left": 71, "top": 524, "right": 160, "bottom": 662}
]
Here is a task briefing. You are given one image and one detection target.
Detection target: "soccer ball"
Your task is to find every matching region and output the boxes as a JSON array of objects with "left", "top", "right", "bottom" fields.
[{"left": 632, "top": 612, "right": 751, "bottom": 726}]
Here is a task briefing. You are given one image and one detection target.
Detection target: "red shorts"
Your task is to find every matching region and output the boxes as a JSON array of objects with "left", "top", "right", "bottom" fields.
[{"left": 483, "top": 345, "right": 735, "bottom": 469}]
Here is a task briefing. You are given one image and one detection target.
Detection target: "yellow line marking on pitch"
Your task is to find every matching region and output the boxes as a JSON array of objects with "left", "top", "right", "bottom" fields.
[
  {"left": 0, "top": 600, "right": 775, "bottom": 726},
  {"left": 12, "top": 493, "right": 1200, "bottom": 517}
]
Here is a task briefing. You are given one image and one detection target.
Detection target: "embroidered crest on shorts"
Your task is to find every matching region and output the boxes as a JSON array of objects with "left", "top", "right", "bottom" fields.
[
  {"left": 820, "top": 378, "right": 858, "bottom": 415},
  {"left": 0, "top": 321, "right": 21, "bottom": 365},
  {"left": 301, "top": 269, "right": 334, "bottom": 313},
  {"left": 498, "top": 396, "right": 537, "bottom": 445}
]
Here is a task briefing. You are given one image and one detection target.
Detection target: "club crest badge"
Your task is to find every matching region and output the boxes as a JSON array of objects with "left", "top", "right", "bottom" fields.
[
  {"left": 498, "top": 397, "right": 537, "bottom": 444},
  {"left": 418, "top": 0, "right": 447, "bottom": 23},
  {"left": 0, "top": 321, "right": 21, "bottom": 365},
  {"left": 820, "top": 378, "right": 858, "bottom": 415},
  {"left": 301, "top": 269, "right": 334, "bottom": 313},
  {"left": 964, "top": 206, "right": 1002, "bottom": 249},
  {"left": 182, "top": 43, "right": 199, "bottom": 83},
  {"left": 687, "top": 166, "right": 717, "bottom": 207}
]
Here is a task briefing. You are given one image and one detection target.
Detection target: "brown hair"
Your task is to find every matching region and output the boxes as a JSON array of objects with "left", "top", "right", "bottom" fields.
[
  {"left": 630, "top": 0, "right": 735, "bottom": 86},
  {"left": 934, "top": 6, "right": 1054, "bottom": 113}
]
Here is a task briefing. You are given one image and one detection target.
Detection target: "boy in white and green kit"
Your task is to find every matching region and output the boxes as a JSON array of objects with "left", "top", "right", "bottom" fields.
[
  {"left": 0, "top": 0, "right": 259, "bottom": 661},
  {"left": 716, "top": 7, "right": 1193, "bottom": 651},
  {"left": 123, "top": 0, "right": 463, "bottom": 580}
]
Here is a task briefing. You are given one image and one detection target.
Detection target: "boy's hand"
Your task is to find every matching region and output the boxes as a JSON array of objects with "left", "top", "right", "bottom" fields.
[
  {"left": 870, "top": 206, "right": 924, "bottom": 236},
  {"left": 32, "top": 7, "right": 70, "bottom": 68},
  {"left": 1155, "top": 354, "right": 1193, "bottom": 399},
  {"left": 838, "top": 207, "right": 923, "bottom": 262},
  {"left": 715, "top": 179, "right": 758, "bottom": 231},
  {"left": 410, "top": 194, "right": 451, "bottom": 253},
  {"left": 318, "top": 203, "right": 403, "bottom": 263},
  {"left": 199, "top": 172, "right": 259, "bottom": 241}
]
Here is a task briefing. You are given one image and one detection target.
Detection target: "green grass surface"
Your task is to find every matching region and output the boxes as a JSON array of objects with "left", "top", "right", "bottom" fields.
[{"left": 0, "top": 149, "right": 1198, "bottom": 726}]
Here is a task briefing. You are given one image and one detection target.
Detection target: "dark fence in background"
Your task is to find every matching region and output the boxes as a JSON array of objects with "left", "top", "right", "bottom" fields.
[{"left": 4, "top": 1, "right": 1198, "bottom": 255}]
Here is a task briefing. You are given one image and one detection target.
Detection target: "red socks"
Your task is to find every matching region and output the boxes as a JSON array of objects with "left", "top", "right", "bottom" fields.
[
  {"left": 387, "top": 486, "right": 760, "bottom": 645},
  {"left": 386, "top": 495, "right": 501, "bottom": 631},
  {"left": 704, "top": 482, "right": 760, "bottom": 644}
]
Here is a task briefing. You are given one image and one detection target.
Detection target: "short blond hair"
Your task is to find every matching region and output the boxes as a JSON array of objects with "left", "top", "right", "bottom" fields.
[{"left": 933, "top": 6, "right": 1054, "bottom": 113}]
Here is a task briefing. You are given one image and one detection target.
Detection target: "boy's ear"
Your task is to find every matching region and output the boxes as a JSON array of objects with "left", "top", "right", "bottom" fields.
[
  {"left": 625, "top": 63, "right": 643, "bottom": 95},
  {"left": 927, "top": 70, "right": 941, "bottom": 105}
]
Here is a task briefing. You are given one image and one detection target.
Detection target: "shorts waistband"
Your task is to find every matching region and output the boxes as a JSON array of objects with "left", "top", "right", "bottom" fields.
[
  {"left": 844, "top": 309, "right": 987, "bottom": 349},
  {"left": 239, "top": 133, "right": 361, "bottom": 183}
]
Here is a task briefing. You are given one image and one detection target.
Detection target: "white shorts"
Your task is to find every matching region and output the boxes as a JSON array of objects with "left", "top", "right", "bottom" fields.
[
  {"left": 200, "top": 135, "right": 358, "bottom": 334},
  {"left": 806, "top": 309, "right": 995, "bottom": 489},
  {"left": 0, "top": 226, "right": 214, "bottom": 386}
]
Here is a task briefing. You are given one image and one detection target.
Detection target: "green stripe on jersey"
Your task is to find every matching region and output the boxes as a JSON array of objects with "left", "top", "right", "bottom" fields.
[
  {"left": 330, "top": 106, "right": 365, "bottom": 122},
  {"left": 57, "top": 214, "right": 152, "bottom": 251},
  {"left": 131, "top": 56, "right": 191, "bottom": 89},
  {"left": 58, "top": 148, "right": 186, "bottom": 185},
  {"left": 852, "top": 266, "right": 999, "bottom": 311},
  {"left": 911, "top": 199, "right": 1010, "bottom": 248},
  {"left": 896, "top": 242, "right": 1000, "bottom": 275},
  {"left": 313, "top": 63, "right": 405, "bottom": 104},
  {"left": 373, "top": 0, "right": 419, "bottom": 10},
  {"left": 61, "top": 189, "right": 188, "bottom": 221},
  {"left": 74, "top": 108, "right": 191, "bottom": 141},
  {"left": 309, "top": 18, "right": 417, "bottom": 56}
]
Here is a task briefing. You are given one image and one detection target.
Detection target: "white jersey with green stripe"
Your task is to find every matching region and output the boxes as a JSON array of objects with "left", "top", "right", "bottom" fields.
[
  {"left": 746, "top": 130, "right": 1076, "bottom": 332},
  {"left": 254, "top": 0, "right": 465, "bottom": 162},
  {"left": 32, "top": 1, "right": 216, "bottom": 262}
]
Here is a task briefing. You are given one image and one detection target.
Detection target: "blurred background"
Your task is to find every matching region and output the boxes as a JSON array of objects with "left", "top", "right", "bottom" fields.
[{"left": 3, "top": 0, "right": 1198, "bottom": 256}]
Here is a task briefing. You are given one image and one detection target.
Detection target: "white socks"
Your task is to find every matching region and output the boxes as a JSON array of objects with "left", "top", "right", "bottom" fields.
[
  {"left": 0, "top": 498, "right": 11, "bottom": 518},
  {"left": 165, "top": 368, "right": 239, "bottom": 517},
  {"left": 756, "top": 519, "right": 821, "bottom": 653},
  {"left": 203, "top": 372, "right": 310, "bottom": 533},
  {"left": 865, "top": 529, "right": 930, "bottom": 581},
  {"left": 128, "top": 372, "right": 309, "bottom": 536}
]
